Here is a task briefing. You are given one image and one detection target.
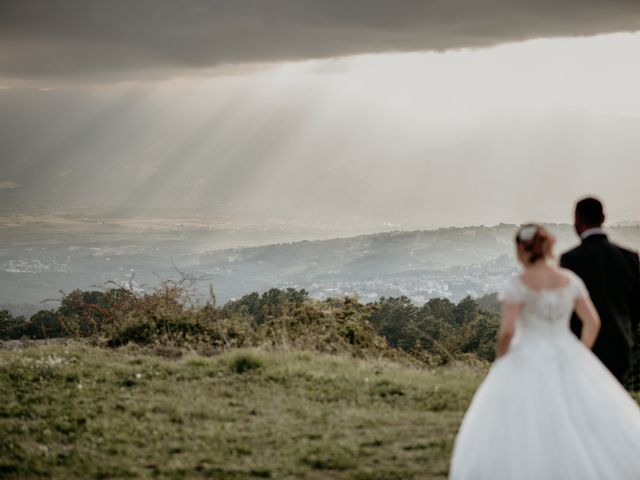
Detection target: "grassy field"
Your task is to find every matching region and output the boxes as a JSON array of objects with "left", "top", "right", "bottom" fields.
[{"left": 0, "top": 342, "right": 485, "bottom": 479}]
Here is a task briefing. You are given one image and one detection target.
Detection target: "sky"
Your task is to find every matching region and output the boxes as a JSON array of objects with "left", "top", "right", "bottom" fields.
[{"left": 1, "top": 1, "right": 640, "bottom": 231}]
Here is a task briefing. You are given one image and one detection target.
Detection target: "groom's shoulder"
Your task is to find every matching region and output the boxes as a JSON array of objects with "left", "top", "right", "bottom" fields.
[
  {"left": 563, "top": 240, "right": 638, "bottom": 260},
  {"left": 610, "top": 241, "right": 640, "bottom": 265},
  {"left": 560, "top": 244, "right": 584, "bottom": 263},
  {"left": 561, "top": 244, "right": 582, "bottom": 256},
  {"left": 610, "top": 239, "right": 638, "bottom": 256}
]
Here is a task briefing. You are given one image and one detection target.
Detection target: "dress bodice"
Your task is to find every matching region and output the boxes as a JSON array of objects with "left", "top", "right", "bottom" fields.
[{"left": 500, "top": 271, "right": 588, "bottom": 338}]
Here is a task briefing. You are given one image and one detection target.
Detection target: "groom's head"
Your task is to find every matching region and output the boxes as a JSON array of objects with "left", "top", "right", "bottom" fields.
[{"left": 574, "top": 196, "right": 605, "bottom": 235}]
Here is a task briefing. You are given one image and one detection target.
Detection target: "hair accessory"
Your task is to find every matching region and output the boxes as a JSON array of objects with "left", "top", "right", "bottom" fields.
[{"left": 518, "top": 225, "right": 537, "bottom": 242}]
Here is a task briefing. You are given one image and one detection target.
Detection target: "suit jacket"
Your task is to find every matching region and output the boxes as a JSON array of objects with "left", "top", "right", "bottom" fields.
[{"left": 560, "top": 233, "right": 640, "bottom": 378}]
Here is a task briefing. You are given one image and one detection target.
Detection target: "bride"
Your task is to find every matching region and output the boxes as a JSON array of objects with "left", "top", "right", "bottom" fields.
[{"left": 449, "top": 224, "right": 640, "bottom": 480}]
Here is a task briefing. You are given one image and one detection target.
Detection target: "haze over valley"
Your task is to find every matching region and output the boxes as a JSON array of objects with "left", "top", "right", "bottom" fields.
[{"left": 2, "top": 209, "right": 639, "bottom": 316}]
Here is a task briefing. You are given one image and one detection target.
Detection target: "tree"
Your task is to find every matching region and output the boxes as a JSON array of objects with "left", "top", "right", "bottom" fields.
[
  {"left": 58, "top": 288, "right": 135, "bottom": 335},
  {"left": 0, "top": 310, "right": 26, "bottom": 340},
  {"left": 367, "top": 296, "right": 417, "bottom": 347},
  {"left": 453, "top": 296, "right": 479, "bottom": 326},
  {"left": 459, "top": 313, "right": 500, "bottom": 361},
  {"left": 24, "top": 310, "right": 65, "bottom": 339},
  {"left": 422, "top": 298, "right": 455, "bottom": 325},
  {"left": 477, "top": 293, "right": 501, "bottom": 314}
]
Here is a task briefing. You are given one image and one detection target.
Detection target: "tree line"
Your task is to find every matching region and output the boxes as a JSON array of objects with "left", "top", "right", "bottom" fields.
[{"left": 1, "top": 284, "right": 637, "bottom": 388}]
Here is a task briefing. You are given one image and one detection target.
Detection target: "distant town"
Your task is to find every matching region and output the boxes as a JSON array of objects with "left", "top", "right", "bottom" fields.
[{"left": 2, "top": 211, "right": 640, "bottom": 316}]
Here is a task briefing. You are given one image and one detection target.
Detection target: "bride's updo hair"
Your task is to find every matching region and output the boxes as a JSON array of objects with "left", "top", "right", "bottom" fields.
[{"left": 515, "top": 224, "right": 555, "bottom": 264}]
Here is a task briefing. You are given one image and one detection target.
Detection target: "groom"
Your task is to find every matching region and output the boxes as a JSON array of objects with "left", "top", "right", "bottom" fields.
[{"left": 560, "top": 197, "right": 640, "bottom": 383}]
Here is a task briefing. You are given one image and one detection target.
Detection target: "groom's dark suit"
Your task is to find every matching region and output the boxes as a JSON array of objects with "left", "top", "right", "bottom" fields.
[{"left": 561, "top": 233, "right": 640, "bottom": 382}]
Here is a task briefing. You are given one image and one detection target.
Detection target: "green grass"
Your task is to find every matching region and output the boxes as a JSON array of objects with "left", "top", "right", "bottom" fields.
[{"left": 0, "top": 343, "right": 484, "bottom": 479}]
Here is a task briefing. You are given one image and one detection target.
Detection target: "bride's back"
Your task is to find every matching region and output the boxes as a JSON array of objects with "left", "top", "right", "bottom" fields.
[
  {"left": 502, "top": 266, "right": 587, "bottom": 341},
  {"left": 519, "top": 263, "right": 571, "bottom": 292},
  {"left": 504, "top": 224, "right": 592, "bottom": 338}
]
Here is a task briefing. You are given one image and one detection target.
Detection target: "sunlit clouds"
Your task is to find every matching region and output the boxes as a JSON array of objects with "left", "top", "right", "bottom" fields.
[{"left": 1, "top": 33, "right": 640, "bottom": 229}]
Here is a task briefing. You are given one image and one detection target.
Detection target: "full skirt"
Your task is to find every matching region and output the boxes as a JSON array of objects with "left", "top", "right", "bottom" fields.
[{"left": 449, "top": 332, "right": 640, "bottom": 480}]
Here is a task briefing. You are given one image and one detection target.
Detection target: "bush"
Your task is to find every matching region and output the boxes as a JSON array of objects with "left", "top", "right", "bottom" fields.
[
  {"left": 229, "top": 352, "right": 264, "bottom": 374},
  {"left": 366, "top": 296, "right": 499, "bottom": 364},
  {"left": 23, "top": 310, "right": 66, "bottom": 339},
  {"left": 58, "top": 288, "right": 136, "bottom": 336},
  {"left": 0, "top": 310, "right": 26, "bottom": 339},
  {"left": 12, "top": 279, "right": 504, "bottom": 367},
  {"left": 221, "top": 288, "right": 309, "bottom": 325},
  {"left": 625, "top": 336, "right": 640, "bottom": 391},
  {"left": 254, "top": 297, "right": 395, "bottom": 359}
]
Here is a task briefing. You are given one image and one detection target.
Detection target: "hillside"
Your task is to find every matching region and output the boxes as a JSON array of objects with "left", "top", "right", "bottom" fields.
[
  {"left": 198, "top": 224, "right": 640, "bottom": 303},
  {"left": 0, "top": 343, "right": 483, "bottom": 479},
  {"left": 2, "top": 219, "right": 640, "bottom": 313},
  {"left": 1, "top": 281, "right": 639, "bottom": 479}
]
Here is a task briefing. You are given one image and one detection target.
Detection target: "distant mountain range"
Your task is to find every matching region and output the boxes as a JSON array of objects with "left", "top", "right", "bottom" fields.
[
  {"left": 198, "top": 223, "right": 640, "bottom": 304},
  {"left": 2, "top": 220, "right": 640, "bottom": 316}
]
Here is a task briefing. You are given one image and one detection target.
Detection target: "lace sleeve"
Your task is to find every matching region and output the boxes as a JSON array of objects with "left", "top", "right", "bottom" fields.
[
  {"left": 569, "top": 272, "right": 589, "bottom": 300},
  {"left": 499, "top": 275, "right": 525, "bottom": 305}
]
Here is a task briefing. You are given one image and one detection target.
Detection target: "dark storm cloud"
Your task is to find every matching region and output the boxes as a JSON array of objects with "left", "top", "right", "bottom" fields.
[{"left": 1, "top": 0, "right": 639, "bottom": 81}]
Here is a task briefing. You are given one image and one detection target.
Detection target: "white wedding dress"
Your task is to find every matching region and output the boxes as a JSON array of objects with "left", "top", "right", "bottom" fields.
[{"left": 449, "top": 270, "right": 640, "bottom": 480}]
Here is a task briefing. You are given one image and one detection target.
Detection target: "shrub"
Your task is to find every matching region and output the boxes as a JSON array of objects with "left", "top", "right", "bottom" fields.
[
  {"left": 626, "top": 339, "right": 640, "bottom": 391},
  {"left": 365, "top": 296, "right": 498, "bottom": 365},
  {"left": 107, "top": 314, "right": 215, "bottom": 347},
  {"left": 58, "top": 288, "right": 136, "bottom": 335},
  {"left": 0, "top": 310, "right": 27, "bottom": 340},
  {"left": 229, "top": 352, "right": 264, "bottom": 374},
  {"left": 17, "top": 278, "right": 505, "bottom": 368},
  {"left": 23, "top": 310, "right": 66, "bottom": 339}
]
